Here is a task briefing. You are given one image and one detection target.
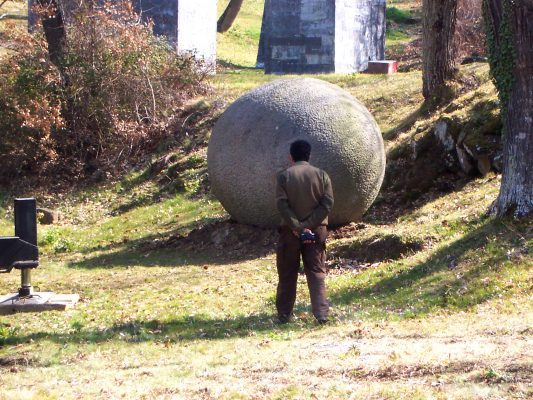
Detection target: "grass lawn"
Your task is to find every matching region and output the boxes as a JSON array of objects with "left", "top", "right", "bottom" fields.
[
  {"left": 0, "top": 168, "right": 531, "bottom": 399},
  {"left": 1, "top": 62, "right": 531, "bottom": 397},
  {"left": 0, "top": 0, "right": 27, "bottom": 58},
  {"left": 217, "top": 0, "right": 265, "bottom": 68},
  {"left": 1, "top": 0, "right": 532, "bottom": 399}
]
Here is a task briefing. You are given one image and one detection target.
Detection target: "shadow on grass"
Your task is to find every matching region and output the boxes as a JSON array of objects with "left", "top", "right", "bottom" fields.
[
  {"left": 364, "top": 175, "right": 472, "bottom": 225},
  {"left": 0, "top": 15, "right": 27, "bottom": 21},
  {"left": 6, "top": 219, "right": 530, "bottom": 347},
  {"left": 217, "top": 60, "right": 259, "bottom": 71},
  {"left": 330, "top": 217, "right": 530, "bottom": 315},
  {"left": 69, "top": 246, "right": 198, "bottom": 269},
  {"left": 67, "top": 218, "right": 276, "bottom": 269},
  {"left": 69, "top": 243, "right": 274, "bottom": 269},
  {"left": 2, "top": 303, "right": 318, "bottom": 346},
  {"left": 110, "top": 162, "right": 210, "bottom": 217},
  {"left": 382, "top": 104, "right": 426, "bottom": 141}
]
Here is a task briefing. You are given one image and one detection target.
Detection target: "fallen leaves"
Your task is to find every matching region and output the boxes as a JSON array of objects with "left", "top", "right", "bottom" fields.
[{"left": 327, "top": 258, "right": 381, "bottom": 275}]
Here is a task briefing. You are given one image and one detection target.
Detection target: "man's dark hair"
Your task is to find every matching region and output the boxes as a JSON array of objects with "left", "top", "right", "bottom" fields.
[{"left": 290, "top": 140, "right": 311, "bottom": 162}]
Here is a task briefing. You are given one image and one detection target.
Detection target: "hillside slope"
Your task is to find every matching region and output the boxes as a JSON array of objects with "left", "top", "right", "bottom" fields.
[{"left": 0, "top": 1, "right": 532, "bottom": 399}]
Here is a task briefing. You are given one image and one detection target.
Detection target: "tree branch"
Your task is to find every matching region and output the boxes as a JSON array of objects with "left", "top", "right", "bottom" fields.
[{"left": 217, "top": 0, "right": 244, "bottom": 33}]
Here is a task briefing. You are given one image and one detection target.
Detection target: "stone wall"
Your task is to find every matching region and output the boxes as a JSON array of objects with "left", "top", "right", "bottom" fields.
[{"left": 261, "top": 0, "right": 386, "bottom": 74}]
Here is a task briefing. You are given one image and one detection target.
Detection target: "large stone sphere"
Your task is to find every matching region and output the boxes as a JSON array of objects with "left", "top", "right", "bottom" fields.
[{"left": 207, "top": 78, "right": 385, "bottom": 227}]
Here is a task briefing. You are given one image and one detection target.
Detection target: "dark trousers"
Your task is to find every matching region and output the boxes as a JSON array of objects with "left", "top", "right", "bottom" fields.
[{"left": 276, "top": 225, "right": 329, "bottom": 319}]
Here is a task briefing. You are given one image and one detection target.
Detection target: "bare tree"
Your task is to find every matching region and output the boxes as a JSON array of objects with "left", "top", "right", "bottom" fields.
[
  {"left": 422, "top": 0, "right": 459, "bottom": 103},
  {"left": 34, "top": 0, "right": 66, "bottom": 68},
  {"left": 484, "top": 0, "right": 533, "bottom": 217},
  {"left": 217, "top": 0, "right": 244, "bottom": 33},
  {"left": 455, "top": 0, "right": 485, "bottom": 60}
]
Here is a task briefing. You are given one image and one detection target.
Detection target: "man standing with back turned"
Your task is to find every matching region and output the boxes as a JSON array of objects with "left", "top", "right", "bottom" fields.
[{"left": 275, "top": 140, "right": 334, "bottom": 324}]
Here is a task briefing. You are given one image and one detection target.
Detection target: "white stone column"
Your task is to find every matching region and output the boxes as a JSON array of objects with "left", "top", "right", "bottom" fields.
[
  {"left": 335, "top": 0, "right": 386, "bottom": 73},
  {"left": 177, "top": 0, "right": 217, "bottom": 74}
]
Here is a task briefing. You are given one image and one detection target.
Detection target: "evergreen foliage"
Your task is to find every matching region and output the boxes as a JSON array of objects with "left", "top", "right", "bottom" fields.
[{"left": 482, "top": 0, "right": 516, "bottom": 118}]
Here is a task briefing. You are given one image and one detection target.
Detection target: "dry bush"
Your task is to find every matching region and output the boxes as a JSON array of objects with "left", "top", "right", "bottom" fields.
[
  {"left": 0, "top": 0, "right": 208, "bottom": 186},
  {"left": 455, "top": 0, "right": 486, "bottom": 60}
]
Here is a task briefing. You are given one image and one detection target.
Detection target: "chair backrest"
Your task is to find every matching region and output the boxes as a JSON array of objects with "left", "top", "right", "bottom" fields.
[
  {"left": 0, "top": 199, "right": 39, "bottom": 273},
  {"left": 0, "top": 237, "right": 39, "bottom": 273}
]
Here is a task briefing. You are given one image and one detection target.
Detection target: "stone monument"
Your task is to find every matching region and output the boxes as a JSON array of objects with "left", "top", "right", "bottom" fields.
[
  {"left": 208, "top": 78, "right": 386, "bottom": 227},
  {"left": 257, "top": 0, "right": 386, "bottom": 74},
  {"left": 28, "top": 0, "right": 217, "bottom": 70}
]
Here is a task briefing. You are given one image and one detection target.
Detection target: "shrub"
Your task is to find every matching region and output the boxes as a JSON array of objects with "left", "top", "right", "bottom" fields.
[
  {"left": 0, "top": 0, "right": 208, "bottom": 186},
  {"left": 455, "top": 0, "right": 486, "bottom": 60}
]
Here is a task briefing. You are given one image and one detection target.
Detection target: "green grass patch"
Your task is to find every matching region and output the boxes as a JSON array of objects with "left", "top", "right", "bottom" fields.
[
  {"left": 38, "top": 193, "right": 224, "bottom": 257},
  {"left": 387, "top": 6, "right": 416, "bottom": 25},
  {"left": 217, "top": 0, "right": 264, "bottom": 68},
  {"left": 386, "top": 28, "right": 412, "bottom": 46},
  {"left": 330, "top": 217, "right": 531, "bottom": 319}
]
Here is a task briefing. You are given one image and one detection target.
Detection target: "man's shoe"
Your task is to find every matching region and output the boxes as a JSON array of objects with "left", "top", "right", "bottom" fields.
[{"left": 277, "top": 314, "right": 291, "bottom": 324}]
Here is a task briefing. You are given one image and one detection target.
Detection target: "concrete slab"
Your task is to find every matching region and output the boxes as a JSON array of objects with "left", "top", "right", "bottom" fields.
[{"left": 0, "top": 292, "right": 80, "bottom": 315}]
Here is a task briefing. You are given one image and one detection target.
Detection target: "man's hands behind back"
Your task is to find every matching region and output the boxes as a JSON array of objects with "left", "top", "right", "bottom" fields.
[{"left": 299, "top": 228, "right": 317, "bottom": 244}]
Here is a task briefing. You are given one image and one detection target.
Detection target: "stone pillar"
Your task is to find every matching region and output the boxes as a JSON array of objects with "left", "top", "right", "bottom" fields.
[
  {"left": 256, "top": 0, "right": 271, "bottom": 68},
  {"left": 177, "top": 0, "right": 217, "bottom": 71},
  {"left": 335, "top": 0, "right": 386, "bottom": 73},
  {"left": 261, "top": 0, "right": 386, "bottom": 74}
]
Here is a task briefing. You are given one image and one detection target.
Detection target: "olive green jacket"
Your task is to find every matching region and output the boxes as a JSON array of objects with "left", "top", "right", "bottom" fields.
[{"left": 276, "top": 161, "right": 334, "bottom": 231}]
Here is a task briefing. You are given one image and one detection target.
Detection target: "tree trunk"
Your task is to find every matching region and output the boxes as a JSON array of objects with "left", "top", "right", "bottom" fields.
[
  {"left": 36, "top": 0, "right": 76, "bottom": 134},
  {"left": 422, "top": 0, "right": 459, "bottom": 102},
  {"left": 217, "top": 0, "right": 244, "bottom": 33},
  {"left": 36, "top": 0, "right": 66, "bottom": 68},
  {"left": 486, "top": 0, "right": 533, "bottom": 217}
]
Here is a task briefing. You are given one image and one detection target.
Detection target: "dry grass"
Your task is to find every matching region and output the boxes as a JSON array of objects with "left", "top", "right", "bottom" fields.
[
  {"left": 0, "top": 0, "right": 27, "bottom": 58},
  {"left": 211, "top": 69, "right": 423, "bottom": 136},
  {"left": 1, "top": 297, "right": 531, "bottom": 399}
]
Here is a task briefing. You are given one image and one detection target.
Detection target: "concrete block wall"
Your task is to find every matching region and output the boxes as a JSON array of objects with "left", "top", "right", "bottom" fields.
[{"left": 262, "top": 0, "right": 386, "bottom": 74}]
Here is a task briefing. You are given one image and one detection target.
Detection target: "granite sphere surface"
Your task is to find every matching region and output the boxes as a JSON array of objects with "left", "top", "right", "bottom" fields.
[{"left": 207, "top": 78, "right": 385, "bottom": 227}]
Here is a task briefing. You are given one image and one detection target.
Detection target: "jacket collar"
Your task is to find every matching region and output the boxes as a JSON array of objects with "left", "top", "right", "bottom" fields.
[{"left": 293, "top": 161, "right": 309, "bottom": 166}]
